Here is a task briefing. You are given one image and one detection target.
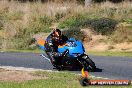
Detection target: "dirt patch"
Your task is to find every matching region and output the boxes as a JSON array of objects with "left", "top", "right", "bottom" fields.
[
  {"left": 0, "top": 68, "right": 7, "bottom": 72},
  {"left": 82, "top": 29, "right": 132, "bottom": 52},
  {"left": 33, "top": 33, "right": 50, "bottom": 40},
  {"left": 112, "top": 42, "right": 132, "bottom": 52},
  {"left": 85, "top": 42, "right": 132, "bottom": 52},
  {"left": 82, "top": 29, "right": 109, "bottom": 52},
  {"left": 0, "top": 69, "right": 47, "bottom": 82}
]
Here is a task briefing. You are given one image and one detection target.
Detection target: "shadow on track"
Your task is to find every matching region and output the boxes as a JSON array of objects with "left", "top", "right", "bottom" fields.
[{"left": 94, "top": 68, "right": 103, "bottom": 72}]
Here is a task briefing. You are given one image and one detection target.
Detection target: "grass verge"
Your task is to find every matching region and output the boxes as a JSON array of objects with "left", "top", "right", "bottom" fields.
[
  {"left": 0, "top": 49, "right": 132, "bottom": 57},
  {"left": 0, "top": 49, "right": 41, "bottom": 53},
  {"left": 87, "top": 51, "right": 132, "bottom": 57},
  {"left": 0, "top": 71, "right": 131, "bottom": 88}
]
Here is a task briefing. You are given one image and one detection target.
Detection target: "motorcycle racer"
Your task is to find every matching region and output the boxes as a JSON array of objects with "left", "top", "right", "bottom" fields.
[{"left": 44, "top": 28, "right": 68, "bottom": 66}]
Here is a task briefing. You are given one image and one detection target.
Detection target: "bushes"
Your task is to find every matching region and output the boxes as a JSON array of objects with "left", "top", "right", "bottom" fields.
[
  {"left": 62, "top": 27, "right": 84, "bottom": 41},
  {"left": 13, "top": 26, "right": 51, "bottom": 49},
  {"left": 90, "top": 18, "right": 117, "bottom": 35},
  {"left": 55, "top": 12, "right": 66, "bottom": 22},
  {"left": 6, "top": 15, "right": 52, "bottom": 50},
  {"left": 1, "top": 1, "right": 131, "bottom": 50},
  {"left": 7, "top": 11, "right": 24, "bottom": 20},
  {"left": 26, "top": 24, "right": 51, "bottom": 35},
  {"left": 58, "top": 14, "right": 86, "bottom": 29},
  {"left": 122, "top": 19, "right": 132, "bottom": 24},
  {"left": 59, "top": 17, "right": 117, "bottom": 35},
  {"left": 39, "top": 16, "right": 52, "bottom": 26},
  {"left": 83, "top": 18, "right": 118, "bottom": 35},
  {"left": 109, "top": 0, "right": 124, "bottom": 3},
  {"left": 58, "top": 18, "right": 81, "bottom": 28},
  {"left": 0, "top": 21, "right": 3, "bottom": 30}
]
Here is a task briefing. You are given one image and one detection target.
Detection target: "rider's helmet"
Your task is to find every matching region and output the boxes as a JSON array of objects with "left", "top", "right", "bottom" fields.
[
  {"left": 53, "top": 29, "right": 61, "bottom": 37},
  {"left": 52, "top": 29, "right": 62, "bottom": 44}
]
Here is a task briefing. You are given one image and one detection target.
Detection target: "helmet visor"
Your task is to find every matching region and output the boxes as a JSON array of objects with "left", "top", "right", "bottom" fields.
[{"left": 54, "top": 31, "right": 60, "bottom": 37}]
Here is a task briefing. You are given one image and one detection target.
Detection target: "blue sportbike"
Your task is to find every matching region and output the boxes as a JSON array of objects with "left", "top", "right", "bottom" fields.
[{"left": 37, "top": 38, "right": 96, "bottom": 71}]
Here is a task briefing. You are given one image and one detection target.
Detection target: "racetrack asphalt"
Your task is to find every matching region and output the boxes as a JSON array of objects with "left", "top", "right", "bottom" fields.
[{"left": 0, "top": 52, "right": 132, "bottom": 80}]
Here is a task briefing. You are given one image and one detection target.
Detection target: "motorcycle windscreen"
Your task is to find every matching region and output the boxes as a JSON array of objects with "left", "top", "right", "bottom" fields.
[{"left": 36, "top": 39, "right": 45, "bottom": 50}]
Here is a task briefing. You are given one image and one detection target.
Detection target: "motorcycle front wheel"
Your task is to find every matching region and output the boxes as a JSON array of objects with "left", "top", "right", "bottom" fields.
[{"left": 80, "top": 54, "right": 96, "bottom": 71}]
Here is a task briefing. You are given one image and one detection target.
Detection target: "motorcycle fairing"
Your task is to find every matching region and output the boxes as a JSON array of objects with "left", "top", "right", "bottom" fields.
[
  {"left": 36, "top": 39, "right": 45, "bottom": 50},
  {"left": 58, "top": 38, "right": 85, "bottom": 57}
]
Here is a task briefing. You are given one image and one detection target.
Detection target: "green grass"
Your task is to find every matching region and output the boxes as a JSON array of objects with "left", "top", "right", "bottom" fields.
[
  {"left": 87, "top": 51, "right": 132, "bottom": 57},
  {"left": 0, "top": 49, "right": 132, "bottom": 57},
  {"left": 1, "top": 49, "right": 132, "bottom": 57},
  {"left": 0, "top": 71, "right": 131, "bottom": 88},
  {"left": 0, "top": 49, "right": 41, "bottom": 53}
]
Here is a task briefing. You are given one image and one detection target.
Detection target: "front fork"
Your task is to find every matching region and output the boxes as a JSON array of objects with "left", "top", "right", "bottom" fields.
[
  {"left": 77, "top": 54, "right": 89, "bottom": 70},
  {"left": 77, "top": 58, "right": 85, "bottom": 68}
]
